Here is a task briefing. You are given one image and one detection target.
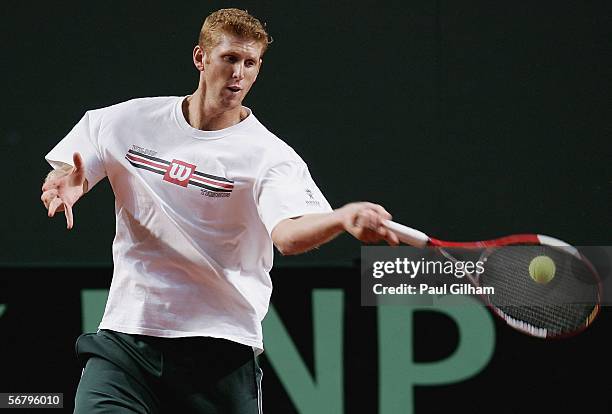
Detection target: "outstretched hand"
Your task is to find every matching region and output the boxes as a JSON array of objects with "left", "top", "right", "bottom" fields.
[
  {"left": 41, "top": 152, "right": 87, "bottom": 230},
  {"left": 337, "top": 202, "right": 399, "bottom": 245}
]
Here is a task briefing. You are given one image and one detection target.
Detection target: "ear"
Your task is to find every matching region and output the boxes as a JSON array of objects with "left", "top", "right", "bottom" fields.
[
  {"left": 253, "top": 58, "right": 263, "bottom": 81},
  {"left": 193, "top": 45, "right": 205, "bottom": 72}
]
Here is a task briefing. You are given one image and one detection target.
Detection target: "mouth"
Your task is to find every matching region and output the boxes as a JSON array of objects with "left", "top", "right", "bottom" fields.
[{"left": 227, "top": 86, "right": 242, "bottom": 93}]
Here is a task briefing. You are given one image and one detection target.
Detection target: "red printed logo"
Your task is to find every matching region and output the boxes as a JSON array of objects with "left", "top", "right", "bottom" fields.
[
  {"left": 126, "top": 149, "right": 234, "bottom": 195},
  {"left": 163, "top": 159, "right": 195, "bottom": 187}
]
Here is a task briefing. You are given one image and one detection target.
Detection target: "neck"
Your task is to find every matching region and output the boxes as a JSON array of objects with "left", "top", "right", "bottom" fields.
[{"left": 182, "top": 89, "right": 246, "bottom": 131}]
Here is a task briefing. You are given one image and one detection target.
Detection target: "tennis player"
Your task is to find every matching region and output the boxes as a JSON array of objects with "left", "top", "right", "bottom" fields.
[{"left": 41, "top": 8, "right": 398, "bottom": 414}]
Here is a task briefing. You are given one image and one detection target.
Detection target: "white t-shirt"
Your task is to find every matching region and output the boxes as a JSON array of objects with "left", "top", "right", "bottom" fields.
[{"left": 45, "top": 96, "right": 332, "bottom": 352}]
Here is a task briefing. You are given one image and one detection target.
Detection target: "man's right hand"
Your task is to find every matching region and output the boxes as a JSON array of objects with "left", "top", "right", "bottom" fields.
[
  {"left": 41, "top": 152, "right": 88, "bottom": 230},
  {"left": 337, "top": 202, "right": 399, "bottom": 245}
]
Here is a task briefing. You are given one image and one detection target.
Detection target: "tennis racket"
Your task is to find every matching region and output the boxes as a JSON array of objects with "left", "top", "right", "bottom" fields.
[{"left": 383, "top": 220, "right": 601, "bottom": 339}]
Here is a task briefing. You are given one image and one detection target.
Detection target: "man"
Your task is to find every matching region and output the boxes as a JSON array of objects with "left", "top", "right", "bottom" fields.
[{"left": 41, "top": 8, "right": 398, "bottom": 414}]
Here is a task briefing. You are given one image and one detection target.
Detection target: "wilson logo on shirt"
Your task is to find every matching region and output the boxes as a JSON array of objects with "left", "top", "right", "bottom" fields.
[
  {"left": 164, "top": 160, "right": 195, "bottom": 187},
  {"left": 125, "top": 149, "right": 234, "bottom": 195}
]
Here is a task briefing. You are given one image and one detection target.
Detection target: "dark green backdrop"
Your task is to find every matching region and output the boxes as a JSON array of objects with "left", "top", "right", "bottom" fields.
[{"left": 3, "top": 1, "right": 610, "bottom": 266}]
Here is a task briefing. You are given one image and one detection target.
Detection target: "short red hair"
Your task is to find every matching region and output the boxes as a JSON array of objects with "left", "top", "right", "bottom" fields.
[{"left": 199, "top": 8, "right": 272, "bottom": 55}]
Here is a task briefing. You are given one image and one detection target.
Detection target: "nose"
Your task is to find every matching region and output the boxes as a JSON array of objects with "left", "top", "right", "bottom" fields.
[{"left": 232, "top": 62, "right": 245, "bottom": 80}]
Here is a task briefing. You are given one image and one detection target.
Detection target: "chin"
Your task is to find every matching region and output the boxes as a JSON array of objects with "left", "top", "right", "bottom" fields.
[{"left": 222, "top": 98, "right": 243, "bottom": 110}]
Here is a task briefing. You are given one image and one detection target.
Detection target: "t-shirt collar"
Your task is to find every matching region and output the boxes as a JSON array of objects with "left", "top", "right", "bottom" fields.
[{"left": 174, "top": 96, "right": 255, "bottom": 140}]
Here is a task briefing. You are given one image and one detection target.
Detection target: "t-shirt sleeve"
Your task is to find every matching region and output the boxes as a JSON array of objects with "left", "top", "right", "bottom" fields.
[
  {"left": 45, "top": 111, "right": 107, "bottom": 189},
  {"left": 257, "top": 160, "right": 333, "bottom": 235}
]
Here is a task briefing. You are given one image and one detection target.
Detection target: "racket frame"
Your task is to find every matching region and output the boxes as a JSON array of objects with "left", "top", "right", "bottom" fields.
[{"left": 383, "top": 221, "right": 602, "bottom": 339}]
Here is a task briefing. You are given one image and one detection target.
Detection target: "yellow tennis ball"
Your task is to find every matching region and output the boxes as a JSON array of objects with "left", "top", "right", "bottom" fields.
[{"left": 529, "top": 255, "right": 556, "bottom": 284}]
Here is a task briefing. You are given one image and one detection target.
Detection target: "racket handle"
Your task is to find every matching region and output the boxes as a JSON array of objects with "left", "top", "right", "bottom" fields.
[{"left": 383, "top": 220, "right": 430, "bottom": 248}]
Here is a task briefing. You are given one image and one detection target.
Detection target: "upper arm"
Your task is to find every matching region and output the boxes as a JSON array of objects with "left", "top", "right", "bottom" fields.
[{"left": 256, "top": 160, "right": 331, "bottom": 236}]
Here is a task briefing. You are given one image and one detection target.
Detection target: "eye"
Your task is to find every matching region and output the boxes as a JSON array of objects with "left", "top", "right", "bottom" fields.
[
  {"left": 224, "top": 55, "right": 238, "bottom": 63},
  {"left": 245, "top": 60, "right": 257, "bottom": 68}
]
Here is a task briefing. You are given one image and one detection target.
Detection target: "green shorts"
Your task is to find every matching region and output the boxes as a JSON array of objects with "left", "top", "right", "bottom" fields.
[{"left": 74, "top": 330, "right": 262, "bottom": 414}]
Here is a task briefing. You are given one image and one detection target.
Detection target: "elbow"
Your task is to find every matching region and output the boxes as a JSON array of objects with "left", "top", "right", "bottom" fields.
[
  {"left": 274, "top": 238, "right": 301, "bottom": 256},
  {"left": 272, "top": 218, "right": 311, "bottom": 256},
  {"left": 272, "top": 220, "right": 300, "bottom": 256},
  {"left": 272, "top": 228, "right": 302, "bottom": 256}
]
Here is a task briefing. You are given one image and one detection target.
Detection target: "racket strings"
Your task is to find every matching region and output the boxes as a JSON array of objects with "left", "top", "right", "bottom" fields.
[{"left": 479, "top": 246, "right": 599, "bottom": 337}]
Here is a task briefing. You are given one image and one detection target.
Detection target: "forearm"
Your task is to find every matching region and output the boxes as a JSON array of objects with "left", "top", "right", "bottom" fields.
[
  {"left": 271, "top": 202, "right": 399, "bottom": 255},
  {"left": 271, "top": 211, "right": 346, "bottom": 256}
]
